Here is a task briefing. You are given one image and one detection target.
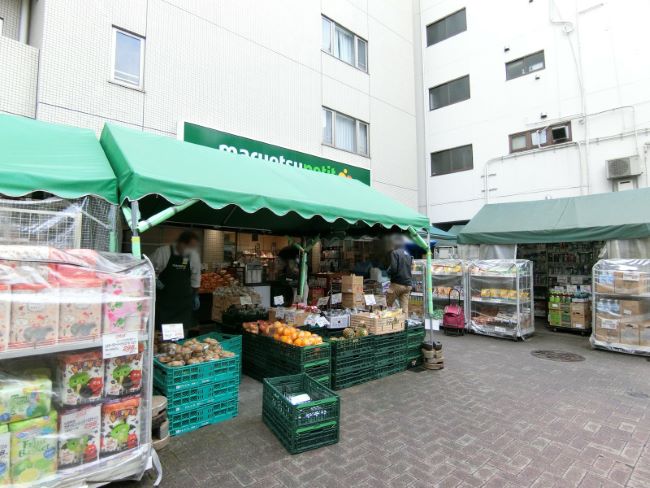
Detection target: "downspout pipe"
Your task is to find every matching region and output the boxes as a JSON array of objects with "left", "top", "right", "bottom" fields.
[{"left": 19, "top": 0, "right": 30, "bottom": 44}]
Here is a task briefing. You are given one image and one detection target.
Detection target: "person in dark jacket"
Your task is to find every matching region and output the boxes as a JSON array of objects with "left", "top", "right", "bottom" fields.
[{"left": 387, "top": 238, "right": 413, "bottom": 316}]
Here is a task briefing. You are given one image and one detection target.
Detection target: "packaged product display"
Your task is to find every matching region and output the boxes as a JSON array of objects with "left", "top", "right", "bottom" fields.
[
  {"left": 591, "top": 259, "right": 650, "bottom": 356},
  {"left": 349, "top": 310, "right": 405, "bottom": 335},
  {"left": 211, "top": 285, "right": 261, "bottom": 322},
  {"left": 0, "top": 245, "right": 155, "bottom": 486},
  {"left": 468, "top": 260, "right": 534, "bottom": 339}
]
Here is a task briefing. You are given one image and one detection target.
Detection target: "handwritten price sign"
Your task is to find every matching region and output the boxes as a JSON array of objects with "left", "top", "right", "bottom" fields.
[{"left": 103, "top": 331, "right": 139, "bottom": 359}]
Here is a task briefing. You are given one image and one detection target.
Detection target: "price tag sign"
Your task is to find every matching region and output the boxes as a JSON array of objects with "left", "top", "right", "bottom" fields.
[
  {"left": 162, "top": 323, "right": 184, "bottom": 341},
  {"left": 331, "top": 293, "right": 342, "bottom": 305},
  {"left": 315, "top": 316, "right": 330, "bottom": 327},
  {"left": 240, "top": 296, "right": 252, "bottom": 306},
  {"left": 103, "top": 331, "right": 139, "bottom": 359},
  {"left": 273, "top": 295, "right": 284, "bottom": 306},
  {"left": 556, "top": 275, "right": 568, "bottom": 285},
  {"left": 317, "top": 296, "right": 330, "bottom": 307},
  {"left": 364, "top": 294, "right": 377, "bottom": 306},
  {"left": 376, "top": 296, "right": 387, "bottom": 307}
]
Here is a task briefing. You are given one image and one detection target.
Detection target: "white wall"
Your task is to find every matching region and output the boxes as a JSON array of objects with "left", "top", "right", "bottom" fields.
[
  {"left": 21, "top": 0, "right": 420, "bottom": 209},
  {"left": 420, "top": 0, "right": 650, "bottom": 224},
  {"left": 0, "top": 36, "right": 37, "bottom": 117},
  {"left": 0, "top": 0, "right": 21, "bottom": 40}
]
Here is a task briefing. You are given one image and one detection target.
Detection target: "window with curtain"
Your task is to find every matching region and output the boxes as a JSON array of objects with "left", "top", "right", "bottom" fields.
[
  {"left": 321, "top": 15, "right": 368, "bottom": 72},
  {"left": 322, "top": 108, "right": 369, "bottom": 156}
]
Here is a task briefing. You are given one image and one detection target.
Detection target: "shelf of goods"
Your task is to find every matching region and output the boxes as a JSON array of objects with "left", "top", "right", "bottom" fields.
[
  {"left": 153, "top": 333, "right": 241, "bottom": 437},
  {"left": 0, "top": 245, "right": 155, "bottom": 487},
  {"left": 262, "top": 374, "right": 340, "bottom": 454},
  {"left": 547, "top": 292, "right": 592, "bottom": 334},
  {"left": 591, "top": 259, "right": 650, "bottom": 356},
  {"left": 241, "top": 323, "right": 331, "bottom": 387},
  {"left": 468, "top": 260, "right": 534, "bottom": 340}
]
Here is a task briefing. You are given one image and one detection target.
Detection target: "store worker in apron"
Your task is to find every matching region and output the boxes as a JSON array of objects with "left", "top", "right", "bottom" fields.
[
  {"left": 386, "top": 237, "right": 413, "bottom": 317},
  {"left": 150, "top": 231, "right": 201, "bottom": 330}
]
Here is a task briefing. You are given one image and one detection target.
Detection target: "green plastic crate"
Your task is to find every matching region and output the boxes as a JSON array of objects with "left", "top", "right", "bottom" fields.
[
  {"left": 331, "top": 366, "right": 375, "bottom": 390},
  {"left": 331, "top": 354, "right": 374, "bottom": 376},
  {"left": 273, "top": 339, "right": 331, "bottom": 364},
  {"left": 156, "top": 372, "right": 239, "bottom": 413},
  {"left": 262, "top": 374, "right": 340, "bottom": 430},
  {"left": 263, "top": 408, "right": 339, "bottom": 454},
  {"left": 374, "top": 354, "right": 406, "bottom": 368},
  {"left": 168, "top": 395, "right": 238, "bottom": 436},
  {"left": 328, "top": 335, "right": 374, "bottom": 359},
  {"left": 374, "top": 362, "right": 405, "bottom": 379},
  {"left": 183, "top": 332, "right": 242, "bottom": 357},
  {"left": 373, "top": 330, "right": 407, "bottom": 351},
  {"left": 154, "top": 353, "right": 240, "bottom": 390}
]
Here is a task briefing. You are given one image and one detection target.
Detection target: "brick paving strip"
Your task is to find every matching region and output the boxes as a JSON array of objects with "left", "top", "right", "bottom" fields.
[{"left": 115, "top": 327, "right": 650, "bottom": 488}]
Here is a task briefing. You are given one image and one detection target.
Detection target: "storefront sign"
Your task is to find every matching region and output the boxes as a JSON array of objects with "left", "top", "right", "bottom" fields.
[{"left": 182, "top": 122, "right": 371, "bottom": 184}]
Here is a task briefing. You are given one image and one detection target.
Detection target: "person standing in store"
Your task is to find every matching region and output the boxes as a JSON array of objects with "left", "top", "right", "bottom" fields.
[
  {"left": 386, "top": 237, "right": 413, "bottom": 316},
  {"left": 150, "top": 231, "right": 201, "bottom": 330}
]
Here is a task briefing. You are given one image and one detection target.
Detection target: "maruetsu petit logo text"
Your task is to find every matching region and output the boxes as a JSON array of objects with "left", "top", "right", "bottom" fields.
[{"left": 218, "top": 144, "right": 352, "bottom": 178}]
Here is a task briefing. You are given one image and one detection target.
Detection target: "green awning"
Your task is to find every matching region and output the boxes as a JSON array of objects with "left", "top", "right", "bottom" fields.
[
  {"left": 0, "top": 115, "right": 118, "bottom": 204},
  {"left": 428, "top": 226, "right": 456, "bottom": 239},
  {"left": 100, "top": 123, "right": 429, "bottom": 234},
  {"left": 458, "top": 189, "right": 650, "bottom": 244}
]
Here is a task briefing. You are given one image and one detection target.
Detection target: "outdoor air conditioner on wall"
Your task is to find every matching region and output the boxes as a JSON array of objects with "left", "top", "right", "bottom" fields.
[{"left": 606, "top": 156, "right": 643, "bottom": 179}]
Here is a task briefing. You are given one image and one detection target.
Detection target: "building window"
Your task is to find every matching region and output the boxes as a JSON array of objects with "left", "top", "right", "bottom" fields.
[
  {"left": 0, "top": 18, "right": 4, "bottom": 36},
  {"left": 429, "top": 75, "right": 470, "bottom": 110},
  {"left": 322, "top": 16, "right": 368, "bottom": 72},
  {"left": 431, "top": 144, "right": 473, "bottom": 176},
  {"left": 112, "top": 27, "right": 145, "bottom": 88},
  {"left": 322, "top": 108, "right": 369, "bottom": 156},
  {"left": 426, "top": 8, "right": 467, "bottom": 46},
  {"left": 506, "top": 51, "right": 545, "bottom": 80},
  {"left": 508, "top": 123, "right": 571, "bottom": 153}
]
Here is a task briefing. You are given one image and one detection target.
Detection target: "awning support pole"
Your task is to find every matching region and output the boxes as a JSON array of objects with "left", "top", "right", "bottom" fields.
[
  {"left": 293, "top": 236, "right": 320, "bottom": 304},
  {"left": 130, "top": 201, "right": 141, "bottom": 259},
  {"left": 136, "top": 200, "right": 197, "bottom": 234},
  {"left": 409, "top": 226, "right": 433, "bottom": 319}
]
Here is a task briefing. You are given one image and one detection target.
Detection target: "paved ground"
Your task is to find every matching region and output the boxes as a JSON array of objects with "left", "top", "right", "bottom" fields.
[{"left": 122, "top": 325, "right": 650, "bottom": 488}]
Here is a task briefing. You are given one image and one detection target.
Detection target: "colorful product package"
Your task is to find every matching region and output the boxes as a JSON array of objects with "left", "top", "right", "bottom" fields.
[
  {"left": 9, "top": 284, "right": 59, "bottom": 348},
  {"left": 0, "top": 285, "right": 8, "bottom": 352},
  {"left": 104, "top": 344, "right": 143, "bottom": 398},
  {"left": 9, "top": 411, "right": 58, "bottom": 485},
  {"left": 58, "top": 277, "right": 103, "bottom": 342},
  {"left": 0, "top": 370, "right": 52, "bottom": 424},
  {"left": 0, "top": 424, "right": 9, "bottom": 485},
  {"left": 57, "top": 350, "right": 104, "bottom": 406},
  {"left": 101, "top": 275, "right": 148, "bottom": 334},
  {"left": 100, "top": 396, "right": 140, "bottom": 457},
  {"left": 57, "top": 404, "right": 100, "bottom": 470}
]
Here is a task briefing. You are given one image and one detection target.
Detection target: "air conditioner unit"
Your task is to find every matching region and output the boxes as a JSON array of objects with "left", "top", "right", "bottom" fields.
[{"left": 606, "top": 156, "right": 642, "bottom": 179}]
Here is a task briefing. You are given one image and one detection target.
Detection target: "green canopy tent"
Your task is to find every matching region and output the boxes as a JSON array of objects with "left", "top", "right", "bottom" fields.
[
  {"left": 99, "top": 123, "right": 433, "bottom": 313},
  {"left": 458, "top": 189, "right": 650, "bottom": 245},
  {"left": 0, "top": 114, "right": 118, "bottom": 203}
]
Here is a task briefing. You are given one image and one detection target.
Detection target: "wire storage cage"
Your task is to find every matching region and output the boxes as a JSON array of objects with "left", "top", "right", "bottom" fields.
[{"left": 0, "top": 197, "right": 120, "bottom": 252}]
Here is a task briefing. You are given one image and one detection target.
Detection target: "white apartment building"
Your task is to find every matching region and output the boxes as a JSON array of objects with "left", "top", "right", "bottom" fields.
[
  {"left": 0, "top": 0, "right": 420, "bottom": 209},
  {"left": 419, "top": 0, "right": 650, "bottom": 225}
]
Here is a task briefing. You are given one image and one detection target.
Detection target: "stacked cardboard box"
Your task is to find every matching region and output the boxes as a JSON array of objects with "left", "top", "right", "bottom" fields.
[
  {"left": 341, "top": 275, "right": 364, "bottom": 309},
  {"left": 570, "top": 302, "right": 591, "bottom": 330}
]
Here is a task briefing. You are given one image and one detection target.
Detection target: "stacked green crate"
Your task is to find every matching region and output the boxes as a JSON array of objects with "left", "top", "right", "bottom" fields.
[
  {"left": 406, "top": 324, "right": 425, "bottom": 368},
  {"left": 329, "top": 335, "right": 375, "bottom": 390},
  {"left": 373, "top": 330, "right": 407, "bottom": 379},
  {"left": 154, "top": 334, "right": 241, "bottom": 436},
  {"left": 263, "top": 374, "right": 340, "bottom": 454},
  {"left": 242, "top": 333, "right": 331, "bottom": 386}
]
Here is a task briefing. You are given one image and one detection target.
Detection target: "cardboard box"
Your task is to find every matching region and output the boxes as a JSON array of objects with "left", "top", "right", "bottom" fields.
[
  {"left": 615, "top": 271, "right": 650, "bottom": 295},
  {"left": 640, "top": 322, "right": 650, "bottom": 347},
  {"left": 570, "top": 302, "right": 591, "bottom": 315},
  {"left": 620, "top": 322, "right": 640, "bottom": 346},
  {"left": 571, "top": 313, "right": 588, "bottom": 330},
  {"left": 341, "top": 293, "right": 364, "bottom": 309},
  {"left": 341, "top": 275, "right": 364, "bottom": 294},
  {"left": 595, "top": 271, "right": 616, "bottom": 293},
  {"left": 595, "top": 315, "right": 620, "bottom": 343},
  {"left": 620, "top": 300, "right": 648, "bottom": 318}
]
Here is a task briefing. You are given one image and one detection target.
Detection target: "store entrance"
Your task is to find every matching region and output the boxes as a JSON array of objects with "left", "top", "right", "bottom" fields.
[{"left": 517, "top": 242, "right": 603, "bottom": 335}]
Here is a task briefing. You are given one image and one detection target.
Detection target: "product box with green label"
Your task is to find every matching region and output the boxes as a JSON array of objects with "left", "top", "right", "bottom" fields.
[
  {"left": 0, "top": 370, "right": 52, "bottom": 424},
  {"left": 0, "top": 424, "right": 9, "bottom": 485},
  {"left": 9, "top": 411, "right": 57, "bottom": 485}
]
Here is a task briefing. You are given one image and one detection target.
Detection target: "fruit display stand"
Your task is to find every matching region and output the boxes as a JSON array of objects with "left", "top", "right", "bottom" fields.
[
  {"left": 468, "top": 260, "right": 534, "bottom": 340},
  {"left": 262, "top": 374, "right": 340, "bottom": 454},
  {"left": 0, "top": 245, "right": 156, "bottom": 487},
  {"left": 153, "top": 333, "right": 241, "bottom": 436},
  {"left": 591, "top": 259, "right": 650, "bottom": 356},
  {"left": 242, "top": 324, "right": 331, "bottom": 387}
]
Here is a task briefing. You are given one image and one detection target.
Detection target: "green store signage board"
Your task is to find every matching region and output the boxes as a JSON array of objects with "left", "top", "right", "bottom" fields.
[{"left": 182, "top": 122, "right": 371, "bottom": 185}]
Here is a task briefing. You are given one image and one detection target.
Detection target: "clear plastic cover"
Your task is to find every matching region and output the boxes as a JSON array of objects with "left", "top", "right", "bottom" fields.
[
  {"left": 591, "top": 259, "right": 650, "bottom": 356},
  {"left": 0, "top": 245, "right": 154, "bottom": 487},
  {"left": 468, "top": 259, "right": 534, "bottom": 339}
]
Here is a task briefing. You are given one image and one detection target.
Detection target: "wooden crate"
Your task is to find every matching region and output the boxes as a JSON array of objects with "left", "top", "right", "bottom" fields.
[{"left": 350, "top": 312, "right": 405, "bottom": 335}]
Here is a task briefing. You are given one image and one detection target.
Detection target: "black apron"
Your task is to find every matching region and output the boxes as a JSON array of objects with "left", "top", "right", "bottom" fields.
[{"left": 155, "top": 246, "right": 193, "bottom": 330}]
